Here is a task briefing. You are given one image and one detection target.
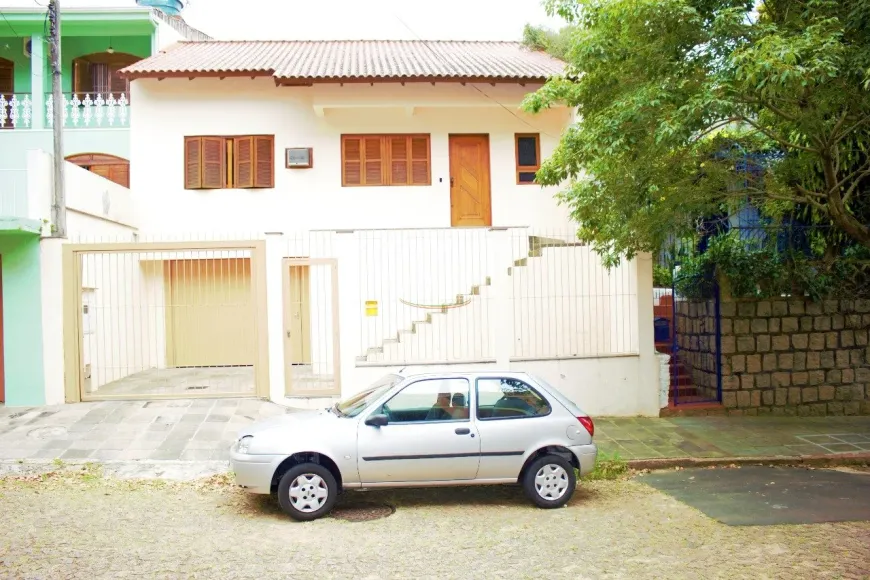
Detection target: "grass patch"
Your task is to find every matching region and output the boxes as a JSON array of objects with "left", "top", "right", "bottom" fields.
[{"left": 585, "top": 451, "right": 629, "bottom": 481}]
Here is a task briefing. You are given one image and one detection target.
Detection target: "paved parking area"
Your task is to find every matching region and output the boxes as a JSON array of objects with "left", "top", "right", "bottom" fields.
[
  {"left": 0, "top": 399, "right": 288, "bottom": 462},
  {"left": 1, "top": 400, "right": 869, "bottom": 465},
  {"left": 1, "top": 475, "right": 867, "bottom": 579},
  {"left": 595, "top": 415, "right": 870, "bottom": 460}
]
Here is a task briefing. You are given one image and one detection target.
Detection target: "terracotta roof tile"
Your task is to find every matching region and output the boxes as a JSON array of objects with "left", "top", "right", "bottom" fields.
[{"left": 120, "top": 40, "right": 565, "bottom": 83}]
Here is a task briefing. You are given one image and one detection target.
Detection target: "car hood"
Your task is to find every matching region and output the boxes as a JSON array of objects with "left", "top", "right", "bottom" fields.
[{"left": 237, "top": 408, "right": 340, "bottom": 438}]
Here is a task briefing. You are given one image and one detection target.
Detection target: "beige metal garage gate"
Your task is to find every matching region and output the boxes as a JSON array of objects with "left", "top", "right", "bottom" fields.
[
  {"left": 63, "top": 240, "right": 269, "bottom": 402},
  {"left": 164, "top": 257, "right": 256, "bottom": 368}
]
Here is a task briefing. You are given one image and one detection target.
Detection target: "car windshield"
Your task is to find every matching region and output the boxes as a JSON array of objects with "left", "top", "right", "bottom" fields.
[{"left": 335, "top": 374, "right": 404, "bottom": 417}]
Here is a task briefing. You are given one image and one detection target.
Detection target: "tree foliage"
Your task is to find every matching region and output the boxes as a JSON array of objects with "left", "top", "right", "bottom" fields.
[{"left": 523, "top": 0, "right": 870, "bottom": 265}]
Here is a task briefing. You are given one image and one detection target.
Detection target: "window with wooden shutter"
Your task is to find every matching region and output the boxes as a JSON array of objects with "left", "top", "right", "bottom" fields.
[
  {"left": 253, "top": 135, "right": 274, "bottom": 188},
  {"left": 233, "top": 136, "right": 254, "bottom": 188},
  {"left": 341, "top": 134, "right": 431, "bottom": 187},
  {"left": 409, "top": 136, "right": 430, "bottom": 185},
  {"left": 184, "top": 137, "right": 203, "bottom": 189},
  {"left": 342, "top": 137, "right": 363, "bottom": 186},
  {"left": 201, "top": 137, "right": 226, "bottom": 189},
  {"left": 515, "top": 133, "right": 541, "bottom": 185},
  {"left": 184, "top": 135, "right": 274, "bottom": 190}
]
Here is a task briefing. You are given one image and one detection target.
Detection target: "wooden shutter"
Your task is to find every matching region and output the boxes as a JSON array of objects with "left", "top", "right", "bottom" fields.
[
  {"left": 363, "top": 137, "right": 384, "bottom": 186},
  {"left": 184, "top": 137, "right": 203, "bottom": 189},
  {"left": 0, "top": 59, "right": 12, "bottom": 93},
  {"left": 109, "top": 164, "right": 130, "bottom": 188},
  {"left": 388, "top": 137, "right": 409, "bottom": 185},
  {"left": 233, "top": 136, "right": 254, "bottom": 188},
  {"left": 410, "top": 136, "right": 430, "bottom": 185},
  {"left": 342, "top": 137, "right": 362, "bottom": 186},
  {"left": 201, "top": 137, "right": 226, "bottom": 189},
  {"left": 253, "top": 135, "right": 274, "bottom": 188},
  {"left": 90, "top": 63, "right": 111, "bottom": 96},
  {"left": 72, "top": 59, "right": 93, "bottom": 96}
]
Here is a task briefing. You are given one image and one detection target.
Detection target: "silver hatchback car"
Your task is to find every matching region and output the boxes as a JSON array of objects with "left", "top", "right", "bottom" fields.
[{"left": 230, "top": 371, "right": 597, "bottom": 521}]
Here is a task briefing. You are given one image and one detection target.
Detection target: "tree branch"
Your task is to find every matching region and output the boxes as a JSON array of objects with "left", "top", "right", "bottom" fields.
[
  {"left": 832, "top": 114, "right": 870, "bottom": 144},
  {"left": 843, "top": 168, "right": 870, "bottom": 205},
  {"left": 739, "top": 117, "right": 820, "bottom": 153},
  {"left": 827, "top": 110, "right": 850, "bottom": 146},
  {"left": 690, "top": 117, "right": 743, "bottom": 143},
  {"left": 831, "top": 156, "right": 870, "bottom": 196}
]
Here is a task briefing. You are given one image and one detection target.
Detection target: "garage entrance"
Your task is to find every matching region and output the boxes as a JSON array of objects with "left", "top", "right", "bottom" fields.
[{"left": 63, "top": 240, "right": 269, "bottom": 402}]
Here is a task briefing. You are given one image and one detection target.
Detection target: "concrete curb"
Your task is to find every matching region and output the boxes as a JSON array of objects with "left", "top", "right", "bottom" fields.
[{"left": 628, "top": 452, "right": 870, "bottom": 471}]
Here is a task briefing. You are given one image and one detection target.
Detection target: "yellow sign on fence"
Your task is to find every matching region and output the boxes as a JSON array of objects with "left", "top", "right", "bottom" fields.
[{"left": 364, "top": 300, "right": 378, "bottom": 316}]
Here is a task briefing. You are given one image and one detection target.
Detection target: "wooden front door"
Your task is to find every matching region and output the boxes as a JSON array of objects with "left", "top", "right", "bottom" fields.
[{"left": 449, "top": 135, "right": 492, "bottom": 227}]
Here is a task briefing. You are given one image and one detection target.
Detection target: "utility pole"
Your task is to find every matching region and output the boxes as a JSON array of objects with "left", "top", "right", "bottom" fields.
[{"left": 49, "top": 0, "right": 66, "bottom": 237}]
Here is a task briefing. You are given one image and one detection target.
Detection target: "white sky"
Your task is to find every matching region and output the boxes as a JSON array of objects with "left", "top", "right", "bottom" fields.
[
  {"left": 182, "top": 0, "right": 563, "bottom": 41},
  {"left": 1, "top": 0, "right": 564, "bottom": 41}
]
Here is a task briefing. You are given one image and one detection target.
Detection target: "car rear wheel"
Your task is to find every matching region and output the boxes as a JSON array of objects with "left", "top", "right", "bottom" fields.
[
  {"left": 277, "top": 463, "right": 338, "bottom": 521},
  {"left": 522, "top": 454, "right": 576, "bottom": 509}
]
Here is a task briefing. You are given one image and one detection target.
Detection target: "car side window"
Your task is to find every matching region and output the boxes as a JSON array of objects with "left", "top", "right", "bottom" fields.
[
  {"left": 476, "top": 378, "right": 551, "bottom": 420},
  {"left": 378, "top": 378, "right": 470, "bottom": 424}
]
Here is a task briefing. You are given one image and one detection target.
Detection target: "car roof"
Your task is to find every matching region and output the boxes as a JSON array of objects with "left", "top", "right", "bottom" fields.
[{"left": 395, "top": 370, "right": 534, "bottom": 381}]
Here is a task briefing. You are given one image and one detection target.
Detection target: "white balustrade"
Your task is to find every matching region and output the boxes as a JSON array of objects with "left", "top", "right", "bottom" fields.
[
  {"left": 45, "top": 92, "right": 130, "bottom": 128},
  {"left": 0, "top": 94, "right": 34, "bottom": 129}
]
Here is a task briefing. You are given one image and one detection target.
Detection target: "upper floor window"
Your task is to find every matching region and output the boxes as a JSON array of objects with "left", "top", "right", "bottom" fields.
[
  {"left": 72, "top": 52, "right": 142, "bottom": 98},
  {"left": 515, "top": 133, "right": 541, "bottom": 184},
  {"left": 184, "top": 135, "right": 275, "bottom": 190},
  {"left": 341, "top": 134, "right": 431, "bottom": 187},
  {"left": 476, "top": 377, "right": 551, "bottom": 420}
]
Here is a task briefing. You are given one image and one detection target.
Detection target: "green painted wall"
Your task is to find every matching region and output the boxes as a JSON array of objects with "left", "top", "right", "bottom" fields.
[
  {"left": 59, "top": 36, "right": 152, "bottom": 93},
  {"left": 0, "top": 37, "right": 32, "bottom": 94},
  {"left": 0, "top": 233, "right": 45, "bottom": 407},
  {"left": 1, "top": 34, "right": 151, "bottom": 94}
]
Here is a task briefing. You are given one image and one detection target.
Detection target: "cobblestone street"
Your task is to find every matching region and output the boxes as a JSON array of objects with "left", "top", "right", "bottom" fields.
[{"left": 1, "top": 471, "right": 868, "bottom": 579}]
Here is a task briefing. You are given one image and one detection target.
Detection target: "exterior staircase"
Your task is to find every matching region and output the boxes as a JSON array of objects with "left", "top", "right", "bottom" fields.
[{"left": 356, "top": 234, "right": 582, "bottom": 364}]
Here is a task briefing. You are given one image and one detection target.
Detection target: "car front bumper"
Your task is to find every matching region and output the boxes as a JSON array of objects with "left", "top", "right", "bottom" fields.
[
  {"left": 228, "top": 444, "right": 282, "bottom": 495},
  {"left": 569, "top": 443, "right": 598, "bottom": 477}
]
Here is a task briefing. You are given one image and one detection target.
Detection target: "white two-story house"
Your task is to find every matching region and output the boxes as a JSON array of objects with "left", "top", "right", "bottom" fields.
[{"left": 49, "top": 39, "right": 658, "bottom": 417}]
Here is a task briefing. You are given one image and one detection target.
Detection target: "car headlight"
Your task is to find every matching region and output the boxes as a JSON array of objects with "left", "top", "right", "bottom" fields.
[{"left": 237, "top": 435, "right": 253, "bottom": 454}]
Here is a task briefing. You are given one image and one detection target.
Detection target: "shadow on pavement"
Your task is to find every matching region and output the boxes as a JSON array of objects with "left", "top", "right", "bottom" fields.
[{"left": 241, "top": 483, "right": 602, "bottom": 522}]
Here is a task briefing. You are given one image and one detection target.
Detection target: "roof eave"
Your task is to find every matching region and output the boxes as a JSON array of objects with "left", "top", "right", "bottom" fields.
[
  {"left": 120, "top": 72, "right": 551, "bottom": 85},
  {"left": 119, "top": 69, "right": 275, "bottom": 80}
]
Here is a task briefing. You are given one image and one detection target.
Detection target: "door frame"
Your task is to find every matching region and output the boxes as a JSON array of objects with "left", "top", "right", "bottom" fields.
[
  {"left": 282, "top": 257, "right": 341, "bottom": 397},
  {"left": 448, "top": 133, "right": 492, "bottom": 227}
]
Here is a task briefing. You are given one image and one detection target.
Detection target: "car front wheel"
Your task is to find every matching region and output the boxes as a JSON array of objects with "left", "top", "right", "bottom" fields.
[
  {"left": 277, "top": 463, "right": 339, "bottom": 521},
  {"left": 522, "top": 454, "right": 577, "bottom": 509}
]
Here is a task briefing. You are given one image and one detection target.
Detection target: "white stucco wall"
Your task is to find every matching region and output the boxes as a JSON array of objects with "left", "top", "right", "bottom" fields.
[{"left": 129, "top": 78, "right": 574, "bottom": 234}]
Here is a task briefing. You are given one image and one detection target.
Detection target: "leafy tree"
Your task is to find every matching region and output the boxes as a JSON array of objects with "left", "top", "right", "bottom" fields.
[{"left": 523, "top": 0, "right": 870, "bottom": 266}]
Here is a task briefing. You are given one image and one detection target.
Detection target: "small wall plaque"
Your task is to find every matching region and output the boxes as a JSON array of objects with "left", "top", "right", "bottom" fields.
[{"left": 285, "top": 147, "right": 313, "bottom": 168}]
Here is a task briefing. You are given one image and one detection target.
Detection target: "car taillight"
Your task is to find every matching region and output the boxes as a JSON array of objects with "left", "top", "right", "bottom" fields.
[{"left": 577, "top": 416, "right": 594, "bottom": 437}]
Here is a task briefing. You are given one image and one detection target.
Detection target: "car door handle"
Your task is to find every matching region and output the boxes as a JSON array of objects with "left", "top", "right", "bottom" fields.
[{"left": 455, "top": 427, "right": 470, "bottom": 435}]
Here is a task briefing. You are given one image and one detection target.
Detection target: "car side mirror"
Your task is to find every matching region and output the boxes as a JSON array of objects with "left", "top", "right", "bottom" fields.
[{"left": 365, "top": 414, "right": 389, "bottom": 427}]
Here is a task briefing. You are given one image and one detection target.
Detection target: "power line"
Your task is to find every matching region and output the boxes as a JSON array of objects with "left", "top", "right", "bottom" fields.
[
  {"left": 0, "top": 10, "right": 22, "bottom": 38},
  {"left": 391, "top": 13, "right": 559, "bottom": 140}
]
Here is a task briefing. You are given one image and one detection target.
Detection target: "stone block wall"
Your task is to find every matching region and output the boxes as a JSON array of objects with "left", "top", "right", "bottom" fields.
[
  {"left": 677, "top": 296, "right": 870, "bottom": 415},
  {"left": 675, "top": 299, "right": 719, "bottom": 399}
]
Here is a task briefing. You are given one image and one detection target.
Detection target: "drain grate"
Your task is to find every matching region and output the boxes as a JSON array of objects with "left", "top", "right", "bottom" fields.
[
  {"left": 185, "top": 386, "right": 209, "bottom": 390},
  {"left": 330, "top": 502, "right": 395, "bottom": 522}
]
